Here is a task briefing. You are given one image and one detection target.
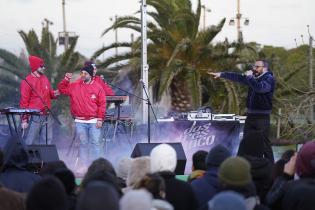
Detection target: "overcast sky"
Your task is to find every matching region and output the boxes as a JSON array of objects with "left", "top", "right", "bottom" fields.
[{"left": 0, "top": 0, "right": 314, "bottom": 58}]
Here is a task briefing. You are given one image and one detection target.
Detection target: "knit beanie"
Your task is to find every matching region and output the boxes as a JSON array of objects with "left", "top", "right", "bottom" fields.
[
  {"left": 208, "top": 191, "right": 246, "bottom": 210},
  {"left": 206, "top": 145, "right": 231, "bottom": 169},
  {"left": 218, "top": 157, "right": 252, "bottom": 187},
  {"left": 81, "top": 65, "right": 94, "bottom": 77},
  {"left": 84, "top": 60, "right": 96, "bottom": 70},
  {"left": 29, "top": 55, "right": 44, "bottom": 72},
  {"left": 150, "top": 144, "right": 177, "bottom": 173},
  {"left": 296, "top": 141, "right": 315, "bottom": 177}
]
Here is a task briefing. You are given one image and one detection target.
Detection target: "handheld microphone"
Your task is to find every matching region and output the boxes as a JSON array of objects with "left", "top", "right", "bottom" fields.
[{"left": 139, "top": 79, "right": 145, "bottom": 85}]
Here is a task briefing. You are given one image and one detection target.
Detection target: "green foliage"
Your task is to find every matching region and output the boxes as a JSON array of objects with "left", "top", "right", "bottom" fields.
[
  {"left": 0, "top": 27, "right": 82, "bottom": 117},
  {"left": 94, "top": 0, "right": 254, "bottom": 113}
]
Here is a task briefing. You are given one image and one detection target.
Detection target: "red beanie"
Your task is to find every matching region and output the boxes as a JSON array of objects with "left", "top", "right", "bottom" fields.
[
  {"left": 29, "top": 56, "right": 44, "bottom": 72},
  {"left": 296, "top": 141, "right": 315, "bottom": 178}
]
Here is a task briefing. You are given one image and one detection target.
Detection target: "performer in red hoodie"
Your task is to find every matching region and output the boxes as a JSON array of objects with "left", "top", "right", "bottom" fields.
[
  {"left": 58, "top": 65, "right": 106, "bottom": 171},
  {"left": 20, "top": 55, "right": 59, "bottom": 145}
]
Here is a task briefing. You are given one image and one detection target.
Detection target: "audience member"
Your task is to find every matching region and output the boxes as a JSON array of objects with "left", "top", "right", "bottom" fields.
[
  {"left": 187, "top": 150, "right": 208, "bottom": 183},
  {"left": 76, "top": 181, "right": 119, "bottom": 210},
  {"left": 0, "top": 137, "right": 41, "bottom": 193},
  {"left": 134, "top": 173, "right": 174, "bottom": 210},
  {"left": 191, "top": 145, "right": 231, "bottom": 209},
  {"left": 26, "top": 176, "right": 67, "bottom": 210},
  {"left": 266, "top": 141, "right": 315, "bottom": 210},
  {"left": 115, "top": 157, "right": 133, "bottom": 188},
  {"left": 150, "top": 144, "right": 198, "bottom": 210},
  {"left": 120, "top": 189, "right": 152, "bottom": 210},
  {"left": 54, "top": 168, "right": 77, "bottom": 210},
  {"left": 218, "top": 157, "right": 269, "bottom": 210},
  {"left": 208, "top": 191, "right": 247, "bottom": 210},
  {"left": 124, "top": 156, "right": 150, "bottom": 193}
]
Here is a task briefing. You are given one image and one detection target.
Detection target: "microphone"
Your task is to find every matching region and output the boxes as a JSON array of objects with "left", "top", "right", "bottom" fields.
[{"left": 139, "top": 79, "right": 145, "bottom": 85}]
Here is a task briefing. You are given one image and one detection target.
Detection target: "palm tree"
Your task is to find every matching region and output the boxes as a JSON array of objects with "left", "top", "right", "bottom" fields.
[
  {"left": 94, "top": 0, "right": 249, "bottom": 113},
  {"left": 0, "top": 49, "right": 29, "bottom": 107},
  {"left": 0, "top": 26, "right": 82, "bottom": 116},
  {"left": 18, "top": 27, "right": 81, "bottom": 88}
]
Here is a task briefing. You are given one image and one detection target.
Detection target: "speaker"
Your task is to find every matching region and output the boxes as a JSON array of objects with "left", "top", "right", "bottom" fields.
[
  {"left": 131, "top": 143, "right": 186, "bottom": 175},
  {"left": 26, "top": 145, "right": 59, "bottom": 165}
]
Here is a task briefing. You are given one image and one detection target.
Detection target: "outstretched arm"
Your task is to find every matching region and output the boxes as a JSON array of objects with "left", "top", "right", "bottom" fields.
[{"left": 57, "top": 73, "right": 72, "bottom": 96}]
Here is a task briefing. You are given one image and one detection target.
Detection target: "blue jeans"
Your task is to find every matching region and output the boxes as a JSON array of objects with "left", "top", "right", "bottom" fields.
[
  {"left": 75, "top": 122, "right": 104, "bottom": 167},
  {"left": 23, "top": 115, "right": 52, "bottom": 145}
]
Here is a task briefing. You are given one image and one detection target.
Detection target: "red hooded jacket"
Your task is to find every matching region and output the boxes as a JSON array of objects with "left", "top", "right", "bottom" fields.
[
  {"left": 58, "top": 78, "right": 106, "bottom": 121},
  {"left": 20, "top": 56, "right": 56, "bottom": 114}
]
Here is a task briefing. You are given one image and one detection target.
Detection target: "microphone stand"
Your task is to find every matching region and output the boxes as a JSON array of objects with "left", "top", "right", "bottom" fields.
[
  {"left": 23, "top": 77, "right": 62, "bottom": 145},
  {"left": 104, "top": 77, "right": 158, "bottom": 143},
  {"left": 139, "top": 80, "right": 158, "bottom": 143}
]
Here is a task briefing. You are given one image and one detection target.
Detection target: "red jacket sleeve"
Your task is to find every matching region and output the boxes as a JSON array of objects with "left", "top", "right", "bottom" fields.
[
  {"left": 20, "top": 80, "right": 31, "bottom": 108},
  {"left": 96, "top": 89, "right": 106, "bottom": 120},
  {"left": 102, "top": 82, "right": 114, "bottom": 96},
  {"left": 58, "top": 79, "right": 71, "bottom": 96}
]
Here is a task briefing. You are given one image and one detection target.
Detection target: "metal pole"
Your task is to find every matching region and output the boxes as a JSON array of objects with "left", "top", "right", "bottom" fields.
[
  {"left": 309, "top": 35, "right": 314, "bottom": 122},
  {"left": 141, "top": 0, "right": 149, "bottom": 124},
  {"left": 62, "top": 0, "right": 69, "bottom": 51},
  {"left": 236, "top": 0, "right": 241, "bottom": 42}
]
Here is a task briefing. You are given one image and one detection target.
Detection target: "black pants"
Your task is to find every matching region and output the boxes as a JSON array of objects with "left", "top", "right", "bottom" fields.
[{"left": 241, "top": 114, "right": 274, "bottom": 162}]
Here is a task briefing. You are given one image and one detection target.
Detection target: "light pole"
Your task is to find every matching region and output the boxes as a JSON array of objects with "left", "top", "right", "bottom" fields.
[
  {"left": 43, "top": 18, "right": 53, "bottom": 54},
  {"left": 110, "top": 15, "right": 118, "bottom": 57},
  {"left": 62, "top": 0, "right": 69, "bottom": 51},
  {"left": 141, "top": 0, "right": 149, "bottom": 125},
  {"left": 229, "top": 0, "right": 249, "bottom": 42},
  {"left": 201, "top": 5, "right": 211, "bottom": 30}
]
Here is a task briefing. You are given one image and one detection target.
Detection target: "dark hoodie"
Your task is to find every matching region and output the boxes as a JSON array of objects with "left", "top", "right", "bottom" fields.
[
  {"left": 220, "top": 71, "right": 275, "bottom": 113},
  {"left": 191, "top": 145, "right": 231, "bottom": 209},
  {"left": 0, "top": 135, "right": 41, "bottom": 193},
  {"left": 243, "top": 155, "right": 273, "bottom": 203}
]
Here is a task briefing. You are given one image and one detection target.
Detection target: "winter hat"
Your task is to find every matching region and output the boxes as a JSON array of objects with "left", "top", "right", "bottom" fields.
[
  {"left": 77, "top": 181, "right": 119, "bottom": 210},
  {"left": 116, "top": 157, "right": 133, "bottom": 180},
  {"left": 150, "top": 144, "right": 177, "bottom": 173},
  {"left": 84, "top": 60, "right": 96, "bottom": 70},
  {"left": 120, "top": 189, "right": 153, "bottom": 210},
  {"left": 126, "top": 156, "right": 150, "bottom": 187},
  {"left": 81, "top": 65, "right": 94, "bottom": 77},
  {"left": 206, "top": 145, "right": 231, "bottom": 169},
  {"left": 26, "top": 176, "right": 67, "bottom": 210},
  {"left": 208, "top": 191, "right": 246, "bottom": 210},
  {"left": 296, "top": 141, "right": 315, "bottom": 177},
  {"left": 29, "top": 55, "right": 44, "bottom": 72},
  {"left": 218, "top": 157, "right": 252, "bottom": 187}
]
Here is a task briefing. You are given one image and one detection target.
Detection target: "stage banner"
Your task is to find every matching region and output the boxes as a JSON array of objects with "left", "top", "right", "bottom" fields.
[{"left": 150, "top": 120, "right": 241, "bottom": 173}]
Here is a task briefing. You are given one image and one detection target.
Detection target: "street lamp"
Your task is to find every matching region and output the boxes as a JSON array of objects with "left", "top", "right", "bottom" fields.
[
  {"left": 201, "top": 5, "right": 211, "bottom": 30},
  {"left": 228, "top": 0, "right": 249, "bottom": 42}
]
